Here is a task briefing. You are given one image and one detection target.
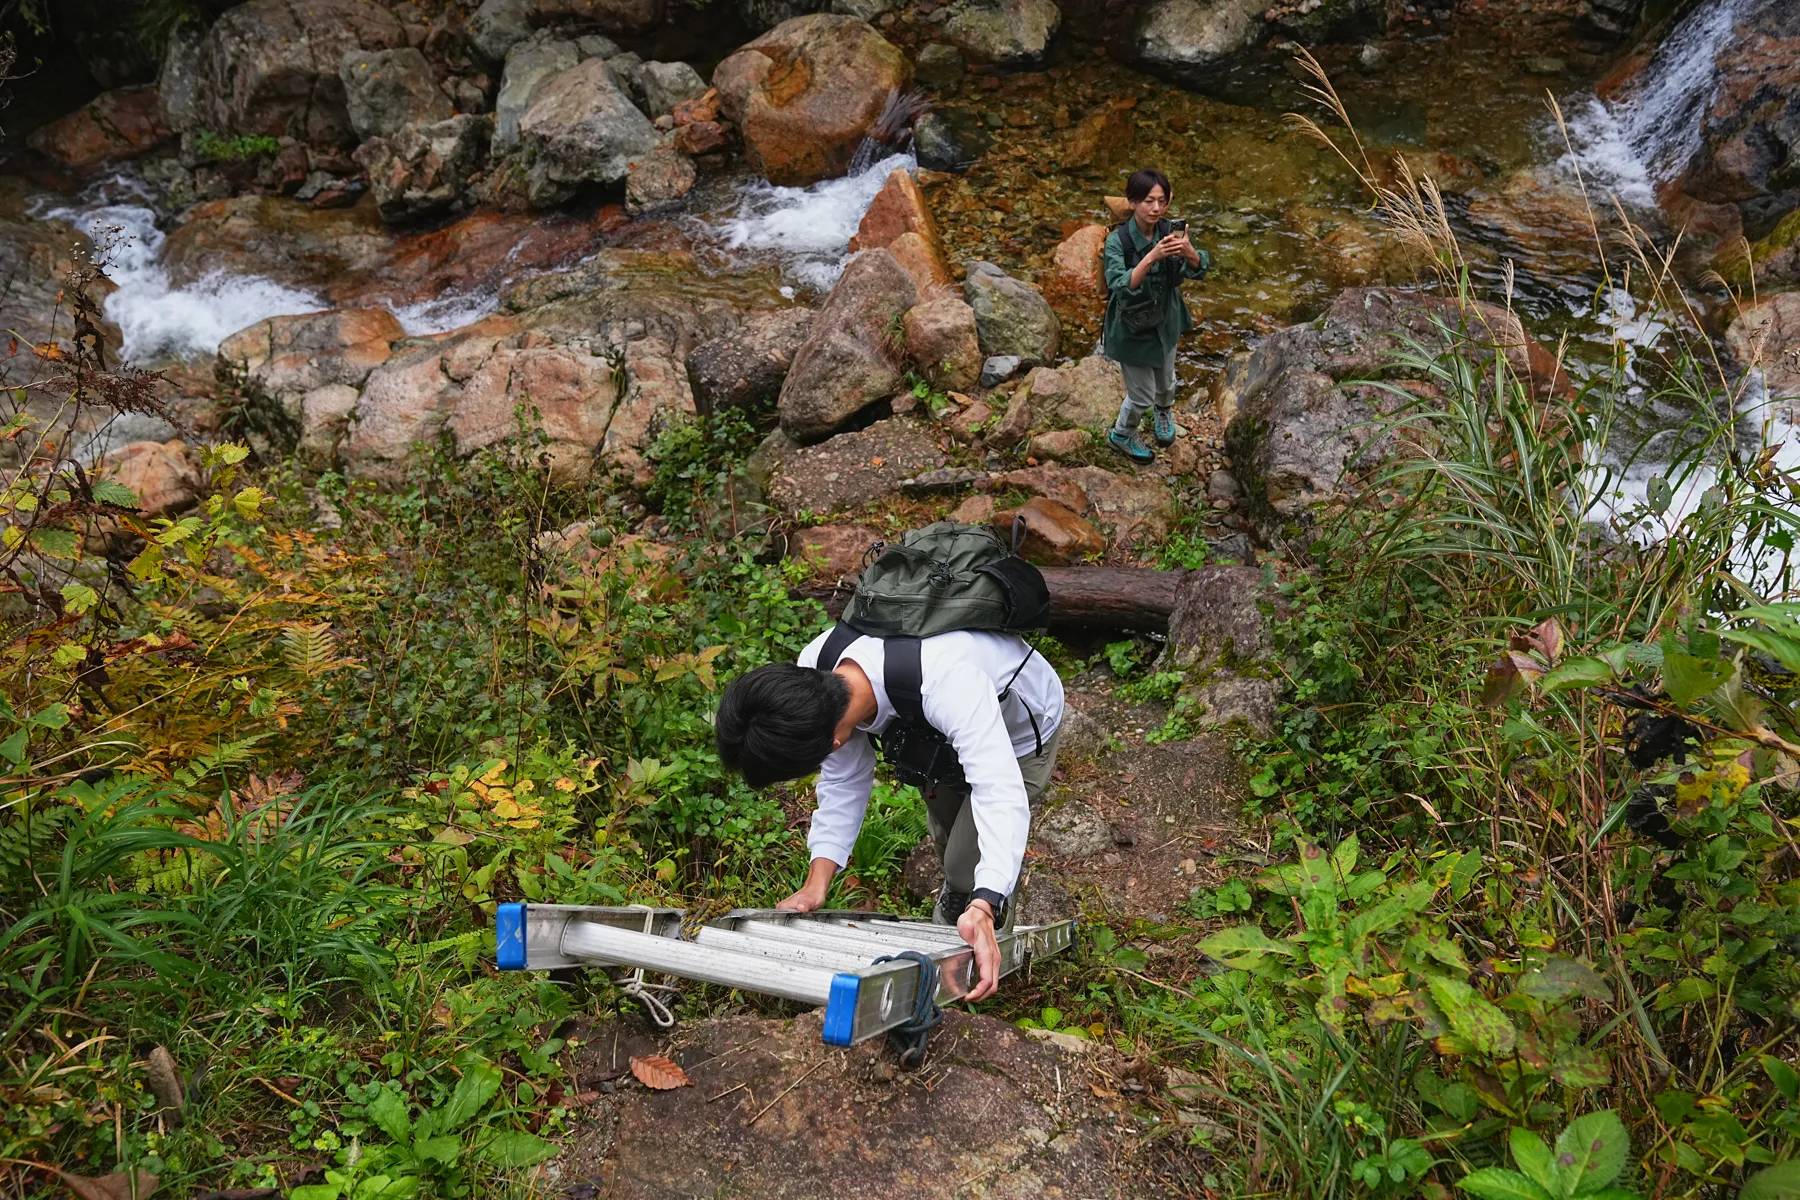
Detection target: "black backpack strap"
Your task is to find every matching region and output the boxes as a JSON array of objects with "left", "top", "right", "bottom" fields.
[
  {"left": 996, "top": 642, "right": 1044, "bottom": 758},
  {"left": 884, "top": 636, "right": 926, "bottom": 727},
  {"left": 817, "top": 623, "right": 861, "bottom": 673}
]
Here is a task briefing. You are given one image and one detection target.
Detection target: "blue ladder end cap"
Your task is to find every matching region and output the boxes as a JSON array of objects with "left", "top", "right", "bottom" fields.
[
  {"left": 821, "top": 973, "right": 861, "bottom": 1046},
  {"left": 495, "top": 903, "right": 528, "bottom": 970}
]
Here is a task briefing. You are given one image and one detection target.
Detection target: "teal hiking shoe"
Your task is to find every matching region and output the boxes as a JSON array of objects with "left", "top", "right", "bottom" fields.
[
  {"left": 1152, "top": 407, "right": 1182, "bottom": 447},
  {"left": 1108, "top": 428, "right": 1155, "bottom": 464}
]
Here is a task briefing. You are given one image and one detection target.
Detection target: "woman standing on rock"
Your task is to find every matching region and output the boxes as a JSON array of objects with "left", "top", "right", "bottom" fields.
[{"left": 1103, "top": 168, "right": 1209, "bottom": 464}]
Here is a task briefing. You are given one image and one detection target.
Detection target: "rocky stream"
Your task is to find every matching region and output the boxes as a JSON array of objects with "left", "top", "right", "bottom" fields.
[{"left": 4, "top": 0, "right": 1799, "bottom": 1191}]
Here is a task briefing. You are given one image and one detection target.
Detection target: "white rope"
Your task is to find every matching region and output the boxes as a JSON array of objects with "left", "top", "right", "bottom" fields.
[{"left": 614, "top": 906, "right": 678, "bottom": 1028}]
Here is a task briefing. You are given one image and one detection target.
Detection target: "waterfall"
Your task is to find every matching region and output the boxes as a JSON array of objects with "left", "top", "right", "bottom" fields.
[{"left": 709, "top": 151, "right": 917, "bottom": 293}]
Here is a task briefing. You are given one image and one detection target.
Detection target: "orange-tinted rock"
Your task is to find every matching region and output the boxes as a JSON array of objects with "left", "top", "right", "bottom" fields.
[
  {"left": 990, "top": 496, "right": 1105, "bottom": 565},
  {"left": 792, "top": 523, "right": 882, "bottom": 581},
  {"left": 713, "top": 14, "right": 911, "bottom": 186},
  {"left": 27, "top": 86, "right": 171, "bottom": 172},
  {"left": 886, "top": 230, "right": 953, "bottom": 296},
  {"left": 945, "top": 398, "right": 993, "bottom": 442},
  {"left": 449, "top": 342, "right": 621, "bottom": 481},
  {"left": 98, "top": 440, "right": 198, "bottom": 516},
  {"left": 1051, "top": 223, "right": 1108, "bottom": 295},
  {"left": 849, "top": 168, "right": 939, "bottom": 253},
  {"left": 219, "top": 307, "right": 403, "bottom": 412},
  {"left": 672, "top": 119, "right": 730, "bottom": 155},
  {"left": 950, "top": 493, "right": 995, "bottom": 524},
  {"left": 671, "top": 88, "right": 721, "bottom": 126}
]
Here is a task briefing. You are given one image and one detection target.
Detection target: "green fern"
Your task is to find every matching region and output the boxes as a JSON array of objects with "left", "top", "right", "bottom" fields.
[
  {"left": 172, "top": 735, "right": 267, "bottom": 793},
  {"left": 280, "top": 622, "right": 338, "bottom": 675},
  {"left": 392, "top": 929, "right": 493, "bottom": 972}
]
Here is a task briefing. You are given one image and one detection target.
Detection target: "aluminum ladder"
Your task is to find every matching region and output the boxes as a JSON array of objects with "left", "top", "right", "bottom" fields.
[{"left": 495, "top": 903, "right": 1076, "bottom": 1047}]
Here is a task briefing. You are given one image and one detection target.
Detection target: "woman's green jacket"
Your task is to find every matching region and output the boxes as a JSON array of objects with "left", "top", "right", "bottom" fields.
[{"left": 1101, "top": 220, "right": 1210, "bottom": 367}]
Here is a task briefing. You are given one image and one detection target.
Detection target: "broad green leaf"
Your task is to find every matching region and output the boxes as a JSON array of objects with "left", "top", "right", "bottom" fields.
[
  {"left": 31, "top": 527, "right": 80, "bottom": 559},
  {"left": 439, "top": 1060, "right": 502, "bottom": 1131},
  {"left": 1741, "top": 1161, "right": 1800, "bottom": 1200},
  {"left": 1762, "top": 1054, "right": 1799, "bottom": 1103},
  {"left": 1344, "top": 895, "right": 1413, "bottom": 948},
  {"left": 289, "top": 1187, "right": 343, "bottom": 1200},
  {"left": 52, "top": 641, "right": 85, "bottom": 666},
  {"left": 60, "top": 582, "right": 99, "bottom": 613},
  {"left": 1427, "top": 976, "right": 1516, "bottom": 1056},
  {"left": 1510, "top": 1127, "right": 1557, "bottom": 1191},
  {"left": 1513, "top": 958, "right": 1610, "bottom": 1004},
  {"left": 1410, "top": 930, "right": 1471, "bottom": 974},
  {"left": 1330, "top": 834, "right": 1360, "bottom": 878},
  {"left": 1720, "top": 627, "right": 1800, "bottom": 674},
  {"left": 1457, "top": 1167, "right": 1556, "bottom": 1200},
  {"left": 0, "top": 728, "right": 27, "bottom": 765},
  {"left": 356, "top": 1176, "right": 417, "bottom": 1200},
  {"left": 90, "top": 479, "right": 137, "bottom": 506},
  {"left": 1260, "top": 841, "right": 1337, "bottom": 897},
  {"left": 1554, "top": 1109, "right": 1628, "bottom": 1195},
  {"left": 364, "top": 1086, "right": 412, "bottom": 1143},
  {"left": 232, "top": 486, "right": 266, "bottom": 518},
  {"left": 1653, "top": 977, "right": 1714, "bottom": 1010},
  {"left": 413, "top": 1134, "right": 461, "bottom": 1164},
  {"left": 1199, "top": 925, "right": 1295, "bottom": 966},
  {"left": 36, "top": 703, "right": 71, "bottom": 729},
  {"left": 482, "top": 1130, "right": 558, "bottom": 1167},
  {"left": 1447, "top": 850, "right": 1483, "bottom": 900},
  {"left": 1661, "top": 646, "right": 1733, "bottom": 707},
  {"left": 126, "top": 544, "right": 164, "bottom": 581},
  {"left": 1541, "top": 657, "right": 1616, "bottom": 693},
  {"left": 1550, "top": 1046, "right": 1612, "bottom": 1088}
]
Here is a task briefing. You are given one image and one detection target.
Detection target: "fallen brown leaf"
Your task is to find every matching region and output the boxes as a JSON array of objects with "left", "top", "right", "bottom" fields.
[
  {"left": 629, "top": 1054, "right": 691, "bottom": 1090},
  {"left": 56, "top": 1169, "right": 159, "bottom": 1200}
]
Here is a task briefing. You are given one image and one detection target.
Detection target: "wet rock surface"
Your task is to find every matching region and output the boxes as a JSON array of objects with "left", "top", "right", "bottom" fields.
[
  {"left": 687, "top": 308, "right": 816, "bottom": 415},
  {"left": 1726, "top": 291, "right": 1800, "bottom": 418},
  {"left": 713, "top": 14, "right": 912, "bottom": 186},
  {"left": 777, "top": 247, "right": 918, "bottom": 440},
  {"left": 26, "top": 86, "right": 171, "bottom": 173}
]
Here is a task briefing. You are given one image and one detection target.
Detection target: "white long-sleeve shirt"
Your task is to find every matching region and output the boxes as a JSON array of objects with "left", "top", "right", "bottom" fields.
[{"left": 796, "top": 628, "right": 1065, "bottom": 897}]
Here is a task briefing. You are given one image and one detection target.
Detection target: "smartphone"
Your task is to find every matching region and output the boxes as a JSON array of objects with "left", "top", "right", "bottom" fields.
[{"left": 1168, "top": 219, "right": 1188, "bottom": 233}]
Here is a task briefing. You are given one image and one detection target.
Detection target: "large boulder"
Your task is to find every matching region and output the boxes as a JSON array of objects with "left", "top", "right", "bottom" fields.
[
  {"left": 1220, "top": 287, "right": 1570, "bottom": 523},
  {"left": 713, "top": 14, "right": 911, "bottom": 186},
  {"left": 1050, "top": 223, "right": 1108, "bottom": 296},
  {"left": 26, "top": 86, "right": 171, "bottom": 173},
  {"left": 1162, "top": 564, "right": 1283, "bottom": 734},
  {"left": 848, "top": 168, "right": 952, "bottom": 294},
  {"left": 903, "top": 295, "right": 982, "bottom": 392},
  {"left": 687, "top": 308, "right": 816, "bottom": 415},
  {"left": 1130, "top": 0, "right": 1265, "bottom": 84},
  {"left": 768, "top": 418, "right": 945, "bottom": 515},
  {"left": 354, "top": 114, "right": 492, "bottom": 223},
  {"left": 516, "top": 57, "right": 662, "bottom": 206},
  {"left": 941, "top": 0, "right": 1062, "bottom": 68},
  {"left": 963, "top": 261, "right": 1059, "bottom": 365},
  {"left": 1015, "top": 356, "right": 1123, "bottom": 431},
  {"left": 340, "top": 47, "right": 452, "bottom": 141},
  {"left": 778, "top": 247, "right": 919, "bottom": 440},
  {"left": 602, "top": 338, "right": 699, "bottom": 486},
  {"left": 448, "top": 342, "right": 622, "bottom": 481},
  {"left": 159, "top": 0, "right": 407, "bottom": 151},
  {"left": 640, "top": 61, "right": 709, "bottom": 117},
  {"left": 218, "top": 307, "right": 404, "bottom": 427},
  {"left": 468, "top": 0, "right": 535, "bottom": 62},
  {"left": 493, "top": 36, "right": 582, "bottom": 155}
]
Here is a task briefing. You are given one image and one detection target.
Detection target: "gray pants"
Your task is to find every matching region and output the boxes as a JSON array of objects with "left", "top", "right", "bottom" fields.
[
  {"left": 1112, "top": 345, "right": 1178, "bottom": 434},
  {"left": 924, "top": 721, "right": 1062, "bottom": 929}
]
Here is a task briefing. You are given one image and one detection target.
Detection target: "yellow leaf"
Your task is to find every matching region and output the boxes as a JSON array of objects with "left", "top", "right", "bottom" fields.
[{"left": 553, "top": 777, "right": 577, "bottom": 793}]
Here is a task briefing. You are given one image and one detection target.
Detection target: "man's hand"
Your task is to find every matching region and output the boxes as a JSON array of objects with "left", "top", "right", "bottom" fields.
[
  {"left": 957, "top": 900, "right": 1002, "bottom": 1002},
  {"left": 777, "top": 857, "right": 839, "bottom": 912}
]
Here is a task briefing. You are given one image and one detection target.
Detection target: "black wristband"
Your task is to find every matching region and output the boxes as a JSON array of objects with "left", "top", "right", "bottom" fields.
[{"left": 970, "top": 888, "right": 1008, "bottom": 919}]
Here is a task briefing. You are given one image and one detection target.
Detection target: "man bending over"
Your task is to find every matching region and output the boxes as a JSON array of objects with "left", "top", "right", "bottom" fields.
[{"left": 715, "top": 625, "right": 1064, "bottom": 1001}]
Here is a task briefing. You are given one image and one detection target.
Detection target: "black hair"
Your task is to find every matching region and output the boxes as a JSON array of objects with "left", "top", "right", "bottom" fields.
[
  {"left": 715, "top": 664, "right": 851, "bottom": 788},
  {"left": 1125, "top": 168, "right": 1172, "bottom": 204}
]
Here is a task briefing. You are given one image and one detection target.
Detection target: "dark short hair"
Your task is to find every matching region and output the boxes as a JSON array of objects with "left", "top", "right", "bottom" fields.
[
  {"left": 1126, "top": 168, "right": 1172, "bottom": 204},
  {"left": 715, "top": 664, "right": 850, "bottom": 788}
]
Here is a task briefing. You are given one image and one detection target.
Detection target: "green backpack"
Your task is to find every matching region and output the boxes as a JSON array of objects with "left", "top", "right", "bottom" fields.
[
  {"left": 840, "top": 521, "right": 1050, "bottom": 638},
  {"left": 819, "top": 522, "right": 1051, "bottom": 791}
]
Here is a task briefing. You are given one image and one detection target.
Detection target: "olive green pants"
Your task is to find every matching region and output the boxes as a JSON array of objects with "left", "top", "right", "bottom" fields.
[{"left": 924, "top": 721, "right": 1063, "bottom": 930}]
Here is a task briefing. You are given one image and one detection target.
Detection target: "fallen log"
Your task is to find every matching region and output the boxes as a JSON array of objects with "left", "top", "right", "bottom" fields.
[{"left": 807, "top": 566, "right": 1186, "bottom": 633}]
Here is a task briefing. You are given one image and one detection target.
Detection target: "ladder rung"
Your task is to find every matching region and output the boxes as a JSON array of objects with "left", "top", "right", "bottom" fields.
[
  {"left": 688, "top": 926, "right": 877, "bottom": 972},
  {"left": 559, "top": 921, "right": 840, "bottom": 1005}
]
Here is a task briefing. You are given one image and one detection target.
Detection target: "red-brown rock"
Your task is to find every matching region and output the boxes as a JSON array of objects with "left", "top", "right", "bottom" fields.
[
  {"left": 849, "top": 168, "right": 940, "bottom": 254},
  {"left": 902, "top": 295, "right": 980, "bottom": 391},
  {"left": 990, "top": 496, "right": 1105, "bottom": 565},
  {"left": 1051, "top": 223, "right": 1108, "bottom": 295},
  {"left": 1029, "top": 428, "right": 1090, "bottom": 460},
  {"left": 713, "top": 15, "right": 911, "bottom": 186},
  {"left": 97, "top": 440, "right": 198, "bottom": 516},
  {"left": 27, "top": 86, "right": 171, "bottom": 172},
  {"left": 791, "top": 523, "right": 883, "bottom": 581},
  {"left": 672, "top": 119, "right": 730, "bottom": 156}
]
